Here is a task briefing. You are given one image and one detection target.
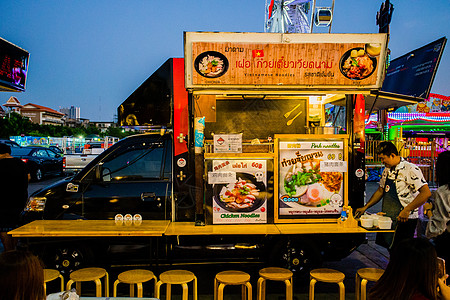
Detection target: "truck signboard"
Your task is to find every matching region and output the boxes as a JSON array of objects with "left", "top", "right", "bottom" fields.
[{"left": 185, "top": 32, "right": 388, "bottom": 91}]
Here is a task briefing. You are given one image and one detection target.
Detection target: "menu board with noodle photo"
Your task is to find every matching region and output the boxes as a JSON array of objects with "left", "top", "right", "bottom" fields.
[{"left": 277, "top": 139, "right": 347, "bottom": 219}]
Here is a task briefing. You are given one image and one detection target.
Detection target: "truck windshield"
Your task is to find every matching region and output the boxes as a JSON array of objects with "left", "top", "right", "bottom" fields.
[{"left": 100, "top": 142, "right": 165, "bottom": 181}]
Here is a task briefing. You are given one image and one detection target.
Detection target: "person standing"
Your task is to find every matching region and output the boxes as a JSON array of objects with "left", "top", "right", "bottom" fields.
[
  {"left": 0, "top": 143, "right": 30, "bottom": 251},
  {"left": 355, "top": 141, "right": 431, "bottom": 251},
  {"left": 425, "top": 150, "right": 450, "bottom": 273}
]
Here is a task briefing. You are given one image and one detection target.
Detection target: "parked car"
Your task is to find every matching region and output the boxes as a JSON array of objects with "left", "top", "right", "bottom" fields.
[
  {"left": 11, "top": 147, "right": 64, "bottom": 181},
  {"left": 49, "top": 145, "right": 64, "bottom": 155},
  {"left": 0, "top": 138, "right": 21, "bottom": 148}
]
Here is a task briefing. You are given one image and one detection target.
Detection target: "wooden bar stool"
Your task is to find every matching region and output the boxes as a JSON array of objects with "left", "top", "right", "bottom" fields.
[
  {"left": 113, "top": 269, "right": 157, "bottom": 298},
  {"left": 355, "top": 268, "right": 384, "bottom": 300},
  {"left": 214, "top": 270, "right": 252, "bottom": 300},
  {"left": 257, "top": 267, "right": 293, "bottom": 300},
  {"left": 66, "top": 267, "right": 109, "bottom": 297},
  {"left": 44, "top": 269, "right": 64, "bottom": 295},
  {"left": 309, "top": 268, "right": 345, "bottom": 300},
  {"left": 155, "top": 269, "right": 197, "bottom": 300}
]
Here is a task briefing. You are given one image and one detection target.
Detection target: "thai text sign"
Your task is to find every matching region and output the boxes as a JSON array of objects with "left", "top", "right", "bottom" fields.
[{"left": 185, "top": 32, "right": 388, "bottom": 90}]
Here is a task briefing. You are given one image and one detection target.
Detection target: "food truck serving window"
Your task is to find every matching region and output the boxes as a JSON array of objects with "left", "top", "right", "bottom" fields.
[{"left": 0, "top": 37, "right": 29, "bottom": 92}]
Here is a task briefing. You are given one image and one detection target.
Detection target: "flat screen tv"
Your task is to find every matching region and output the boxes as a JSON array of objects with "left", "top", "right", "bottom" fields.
[
  {"left": 0, "top": 37, "right": 29, "bottom": 92},
  {"left": 381, "top": 37, "right": 446, "bottom": 99}
]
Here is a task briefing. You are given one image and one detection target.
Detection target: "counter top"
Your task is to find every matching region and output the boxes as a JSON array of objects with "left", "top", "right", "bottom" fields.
[
  {"left": 9, "top": 220, "right": 170, "bottom": 237},
  {"left": 10, "top": 219, "right": 393, "bottom": 238}
]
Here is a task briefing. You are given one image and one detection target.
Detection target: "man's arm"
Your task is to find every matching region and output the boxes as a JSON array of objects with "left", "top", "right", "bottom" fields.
[
  {"left": 397, "top": 184, "right": 432, "bottom": 222},
  {"left": 355, "top": 186, "right": 384, "bottom": 218}
]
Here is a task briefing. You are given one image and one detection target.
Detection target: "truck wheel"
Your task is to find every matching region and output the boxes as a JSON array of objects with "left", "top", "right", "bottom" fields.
[
  {"left": 34, "top": 168, "right": 43, "bottom": 181},
  {"left": 269, "top": 237, "right": 322, "bottom": 281},
  {"left": 43, "top": 245, "right": 93, "bottom": 276}
]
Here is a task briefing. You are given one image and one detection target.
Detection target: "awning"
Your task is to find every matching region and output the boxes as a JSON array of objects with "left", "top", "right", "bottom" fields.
[{"left": 364, "top": 90, "right": 422, "bottom": 112}]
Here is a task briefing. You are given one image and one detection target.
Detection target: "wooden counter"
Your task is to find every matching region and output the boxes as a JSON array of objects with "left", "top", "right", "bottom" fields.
[
  {"left": 8, "top": 220, "right": 170, "bottom": 237},
  {"left": 9, "top": 220, "right": 393, "bottom": 238},
  {"left": 164, "top": 222, "right": 280, "bottom": 235}
]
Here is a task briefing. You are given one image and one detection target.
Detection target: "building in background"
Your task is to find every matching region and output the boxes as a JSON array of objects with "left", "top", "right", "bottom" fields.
[
  {"left": 21, "top": 103, "right": 65, "bottom": 125},
  {"left": 90, "top": 121, "right": 115, "bottom": 133},
  {"left": 60, "top": 106, "right": 80, "bottom": 120}
]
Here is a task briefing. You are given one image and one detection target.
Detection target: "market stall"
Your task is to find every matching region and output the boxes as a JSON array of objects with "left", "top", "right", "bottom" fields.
[{"left": 184, "top": 32, "right": 388, "bottom": 226}]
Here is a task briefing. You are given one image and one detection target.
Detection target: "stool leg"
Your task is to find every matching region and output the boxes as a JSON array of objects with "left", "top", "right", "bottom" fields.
[
  {"left": 355, "top": 274, "right": 361, "bottom": 300},
  {"left": 182, "top": 283, "right": 188, "bottom": 300},
  {"left": 361, "top": 279, "right": 368, "bottom": 300},
  {"left": 338, "top": 281, "right": 345, "bottom": 300},
  {"left": 242, "top": 284, "right": 246, "bottom": 300},
  {"left": 218, "top": 283, "right": 225, "bottom": 300},
  {"left": 193, "top": 275, "right": 198, "bottom": 300},
  {"left": 76, "top": 282, "right": 81, "bottom": 295},
  {"left": 245, "top": 282, "right": 252, "bottom": 300},
  {"left": 66, "top": 279, "right": 74, "bottom": 292},
  {"left": 155, "top": 281, "right": 163, "bottom": 299},
  {"left": 214, "top": 278, "right": 218, "bottom": 300},
  {"left": 262, "top": 278, "right": 266, "bottom": 300},
  {"left": 113, "top": 280, "right": 120, "bottom": 297},
  {"left": 94, "top": 278, "right": 101, "bottom": 297},
  {"left": 153, "top": 276, "right": 157, "bottom": 297},
  {"left": 59, "top": 275, "right": 64, "bottom": 292},
  {"left": 285, "top": 279, "right": 293, "bottom": 300},
  {"left": 166, "top": 283, "right": 171, "bottom": 300},
  {"left": 309, "top": 278, "right": 317, "bottom": 300},
  {"left": 137, "top": 283, "right": 143, "bottom": 298},
  {"left": 257, "top": 277, "right": 264, "bottom": 300},
  {"left": 130, "top": 283, "right": 135, "bottom": 297},
  {"left": 105, "top": 272, "right": 109, "bottom": 297},
  {"left": 43, "top": 282, "right": 47, "bottom": 296}
]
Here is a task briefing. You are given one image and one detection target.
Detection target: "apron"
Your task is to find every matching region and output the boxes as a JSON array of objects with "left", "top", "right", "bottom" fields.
[{"left": 376, "top": 171, "right": 403, "bottom": 249}]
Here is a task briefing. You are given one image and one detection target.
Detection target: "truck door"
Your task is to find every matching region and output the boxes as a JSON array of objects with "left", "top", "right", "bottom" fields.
[{"left": 80, "top": 135, "right": 172, "bottom": 220}]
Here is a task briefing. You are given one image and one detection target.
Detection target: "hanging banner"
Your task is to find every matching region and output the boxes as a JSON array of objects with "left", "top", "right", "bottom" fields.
[{"left": 185, "top": 32, "right": 388, "bottom": 91}]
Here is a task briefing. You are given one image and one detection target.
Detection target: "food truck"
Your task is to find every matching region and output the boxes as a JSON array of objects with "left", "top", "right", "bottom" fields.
[{"left": 19, "top": 32, "right": 389, "bottom": 277}]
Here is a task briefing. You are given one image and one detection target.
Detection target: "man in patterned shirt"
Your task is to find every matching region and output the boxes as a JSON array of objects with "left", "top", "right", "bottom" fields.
[{"left": 355, "top": 141, "right": 431, "bottom": 252}]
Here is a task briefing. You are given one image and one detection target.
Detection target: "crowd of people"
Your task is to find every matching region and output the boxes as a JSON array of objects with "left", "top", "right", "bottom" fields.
[{"left": 0, "top": 140, "right": 449, "bottom": 298}]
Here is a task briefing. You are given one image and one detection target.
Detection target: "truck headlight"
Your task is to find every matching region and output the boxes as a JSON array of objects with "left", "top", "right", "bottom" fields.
[{"left": 25, "top": 197, "right": 47, "bottom": 212}]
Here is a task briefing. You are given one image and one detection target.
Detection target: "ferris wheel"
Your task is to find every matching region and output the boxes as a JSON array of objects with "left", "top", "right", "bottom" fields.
[{"left": 265, "top": 0, "right": 335, "bottom": 33}]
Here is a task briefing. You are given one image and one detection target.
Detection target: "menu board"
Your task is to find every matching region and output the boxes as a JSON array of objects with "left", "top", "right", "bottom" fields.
[
  {"left": 278, "top": 140, "right": 346, "bottom": 217},
  {"left": 382, "top": 37, "right": 446, "bottom": 99},
  {"left": 209, "top": 159, "right": 267, "bottom": 224},
  {"left": 0, "top": 38, "right": 29, "bottom": 92}
]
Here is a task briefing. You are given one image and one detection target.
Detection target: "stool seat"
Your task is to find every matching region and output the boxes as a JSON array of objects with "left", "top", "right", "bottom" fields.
[
  {"left": 113, "top": 269, "right": 157, "bottom": 297},
  {"left": 258, "top": 267, "right": 293, "bottom": 300},
  {"left": 215, "top": 270, "right": 252, "bottom": 300},
  {"left": 216, "top": 270, "right": 251, "bottom": 285},
  {"left": 357, "top": 268, "right": 384, "bottom": 282},
  {"left": 310, "top": 268, "right": 345, "bottom": 283},
  {"left": 70, "top": 267, "right": 106, "bottom": 281},
  {"left": 118, "top": 269, "right": 156, "bottom": 284},
  {"left": 67, "top": 267, "right": 109, "bottom": 297},
  {"left": 159, "top": 269, "right": 196, "bottom": 284},
  {"left": 44, "top": 269, "right": 64, "bottom": 295},
  {"left": 156, "top": 270, "right": 197, "bottom": 300},
  {"left": 356, "top": 268, "right": 384, "bottom": 300},
  {"left": 310, "top": 268, "right": 345, "bottom": 300}
]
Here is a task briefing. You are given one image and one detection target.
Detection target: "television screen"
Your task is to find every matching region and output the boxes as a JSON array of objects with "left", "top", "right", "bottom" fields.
[
  {"left": 381, "top": 37, "right": 446, "bottom": 99},
  {"left": 0, "top": 37, "right": 29, "bottom": 92}
]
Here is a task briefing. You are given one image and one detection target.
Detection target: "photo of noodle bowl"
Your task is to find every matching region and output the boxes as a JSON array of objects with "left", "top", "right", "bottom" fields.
[
  {"left": 214, "top": 173, "right": 266, "bottom": 212},
  {"left": 194, "top": 51, "right": 229, "bottom": 78},
  {"left": 283, "top": 160, "right": 343, "bottom": 207},
  {"left": 340, "top": 47, "right": 377, "bottom": 80}
]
